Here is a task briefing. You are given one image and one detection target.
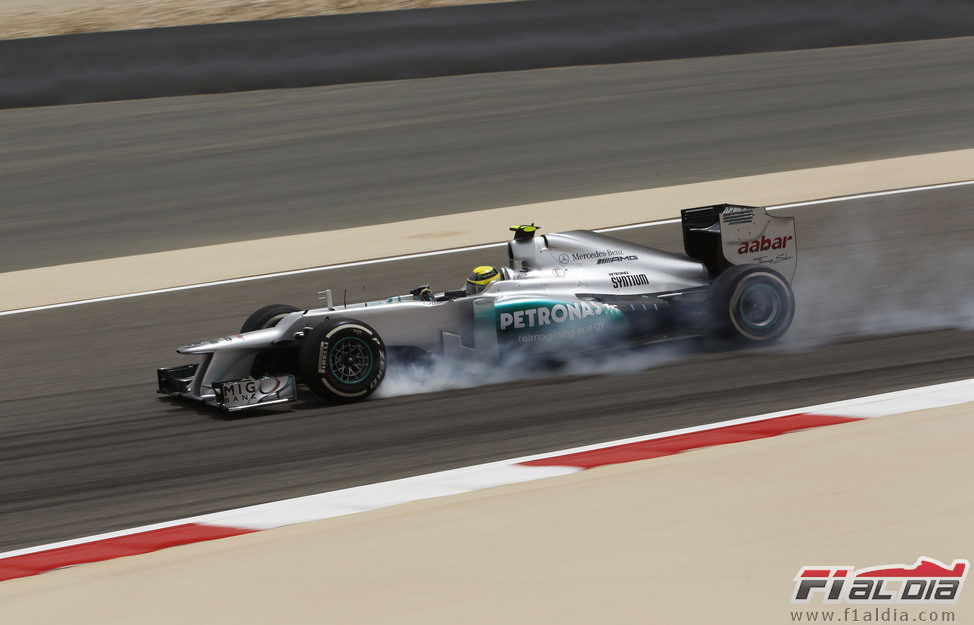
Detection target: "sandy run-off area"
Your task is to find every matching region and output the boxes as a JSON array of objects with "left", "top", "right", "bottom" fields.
[
  {"left": 0, "top": 0, "right": 515, "bottom": 39},
  {"left": 1, "top": 401, "right": 971, "bottom": 624}
]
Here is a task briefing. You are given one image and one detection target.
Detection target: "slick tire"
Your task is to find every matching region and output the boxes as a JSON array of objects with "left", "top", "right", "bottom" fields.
[
  {"left": 240, "top": 304, "right": 300, "bottom": 333},
  {"left": 709, "top": 265, "right": 795, "bottom": 343},
  {"left": 298, "top": 319, "right": 386, "bottom": 402}
]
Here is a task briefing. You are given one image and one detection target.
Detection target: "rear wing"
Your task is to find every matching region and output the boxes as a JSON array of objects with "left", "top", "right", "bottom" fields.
[{"left": 681, "top": 204, "right": 797, "bottom": 282}]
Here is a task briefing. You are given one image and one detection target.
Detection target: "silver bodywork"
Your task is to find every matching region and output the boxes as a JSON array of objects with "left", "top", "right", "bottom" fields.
[{"left": 159, "top": 205, "right": 796, "bottom": 410}]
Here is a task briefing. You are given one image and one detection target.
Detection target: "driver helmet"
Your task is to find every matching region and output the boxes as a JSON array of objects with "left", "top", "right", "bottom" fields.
[{"left": 465, "top": 265, "right": 501, "bottom": 295}]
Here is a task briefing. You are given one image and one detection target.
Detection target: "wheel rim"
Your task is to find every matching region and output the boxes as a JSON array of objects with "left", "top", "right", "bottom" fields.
[
  {"left": 737, "top": 282, "right": 781, "bottom": 329},
  {"left": 328, "top": 336, "right": 374, "bottom": 385}
]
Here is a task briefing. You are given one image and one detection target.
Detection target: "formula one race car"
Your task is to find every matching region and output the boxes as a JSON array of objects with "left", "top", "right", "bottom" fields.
[{"left": 158, "top": 204, "right": 797, "bottom": 412}]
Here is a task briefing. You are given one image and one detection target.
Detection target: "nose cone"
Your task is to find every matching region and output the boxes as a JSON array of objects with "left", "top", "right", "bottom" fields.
[
  {"left": 177, "top": 340, "right": 217, "bottom": 355},
  {"left": 176, "top": 331, "right": 269, "bottom": 355}
]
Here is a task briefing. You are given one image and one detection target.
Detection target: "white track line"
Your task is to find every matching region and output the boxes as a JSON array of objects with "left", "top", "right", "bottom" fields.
[
  {"left": 0, "top": 242, "right": 506, "bottom": 317},
  {"left": 771, "top": 179, "right": 974, "bottom": 209},
  {"left": 2, "top": 179, "right": 971, "bottom": 318}
]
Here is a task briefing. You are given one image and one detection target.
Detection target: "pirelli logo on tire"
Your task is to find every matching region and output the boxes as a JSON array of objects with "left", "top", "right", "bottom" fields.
[{"left": 317, "top": 340, "right": 329, "bottom": 374}]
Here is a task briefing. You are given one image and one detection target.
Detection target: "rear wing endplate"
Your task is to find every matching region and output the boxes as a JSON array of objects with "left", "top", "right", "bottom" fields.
[{"left": 681, "top": 204, "right": 797, "bottom": 282}]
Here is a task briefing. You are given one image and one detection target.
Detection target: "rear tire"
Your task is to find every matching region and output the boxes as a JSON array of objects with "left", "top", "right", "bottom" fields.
[
  {"left": 709, "top": 265, "right": 795, "bottom": 343},
  {"left": 240, "top": 304, "right": 300, "bottom": 333},
  {"left": 298, "top": 319, "right": 386, "bottom": 402}
]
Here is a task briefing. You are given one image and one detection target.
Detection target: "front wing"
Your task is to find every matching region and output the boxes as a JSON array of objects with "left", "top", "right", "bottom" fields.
[{"left": 157, "top": 364, "right": 297, "bottom": 412}]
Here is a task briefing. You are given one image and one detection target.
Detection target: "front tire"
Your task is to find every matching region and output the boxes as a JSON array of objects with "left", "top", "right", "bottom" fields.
[
  {"left": 709, "top": 265, "right": 795, "bottom": 343},
  {"left": 298, "top": 319, "right": 386, "bottom": 402}
]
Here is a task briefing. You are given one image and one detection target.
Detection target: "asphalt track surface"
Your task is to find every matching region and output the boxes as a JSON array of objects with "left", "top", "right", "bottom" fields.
[
  {"left": 3, "top": 36, "right": 974, "bottom": 270},
  {"left": 1, "top": 185, "right": 973, "bottom": 551}
]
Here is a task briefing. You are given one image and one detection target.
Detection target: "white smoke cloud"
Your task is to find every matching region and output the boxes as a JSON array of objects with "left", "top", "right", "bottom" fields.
[
  {"left": 378, "top": 204, "right": 974, "bottom": 398},
  {"left": 782, "top": 211, "right": 974, "bottom": 345},
  {"left": 375, "top": 338, "right": 692, "bottom": 398}
]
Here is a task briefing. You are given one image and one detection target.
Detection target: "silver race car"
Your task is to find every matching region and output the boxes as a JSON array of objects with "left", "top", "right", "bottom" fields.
[{"left": 158, "top": 204, "right": 797, "bottom": 412}]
